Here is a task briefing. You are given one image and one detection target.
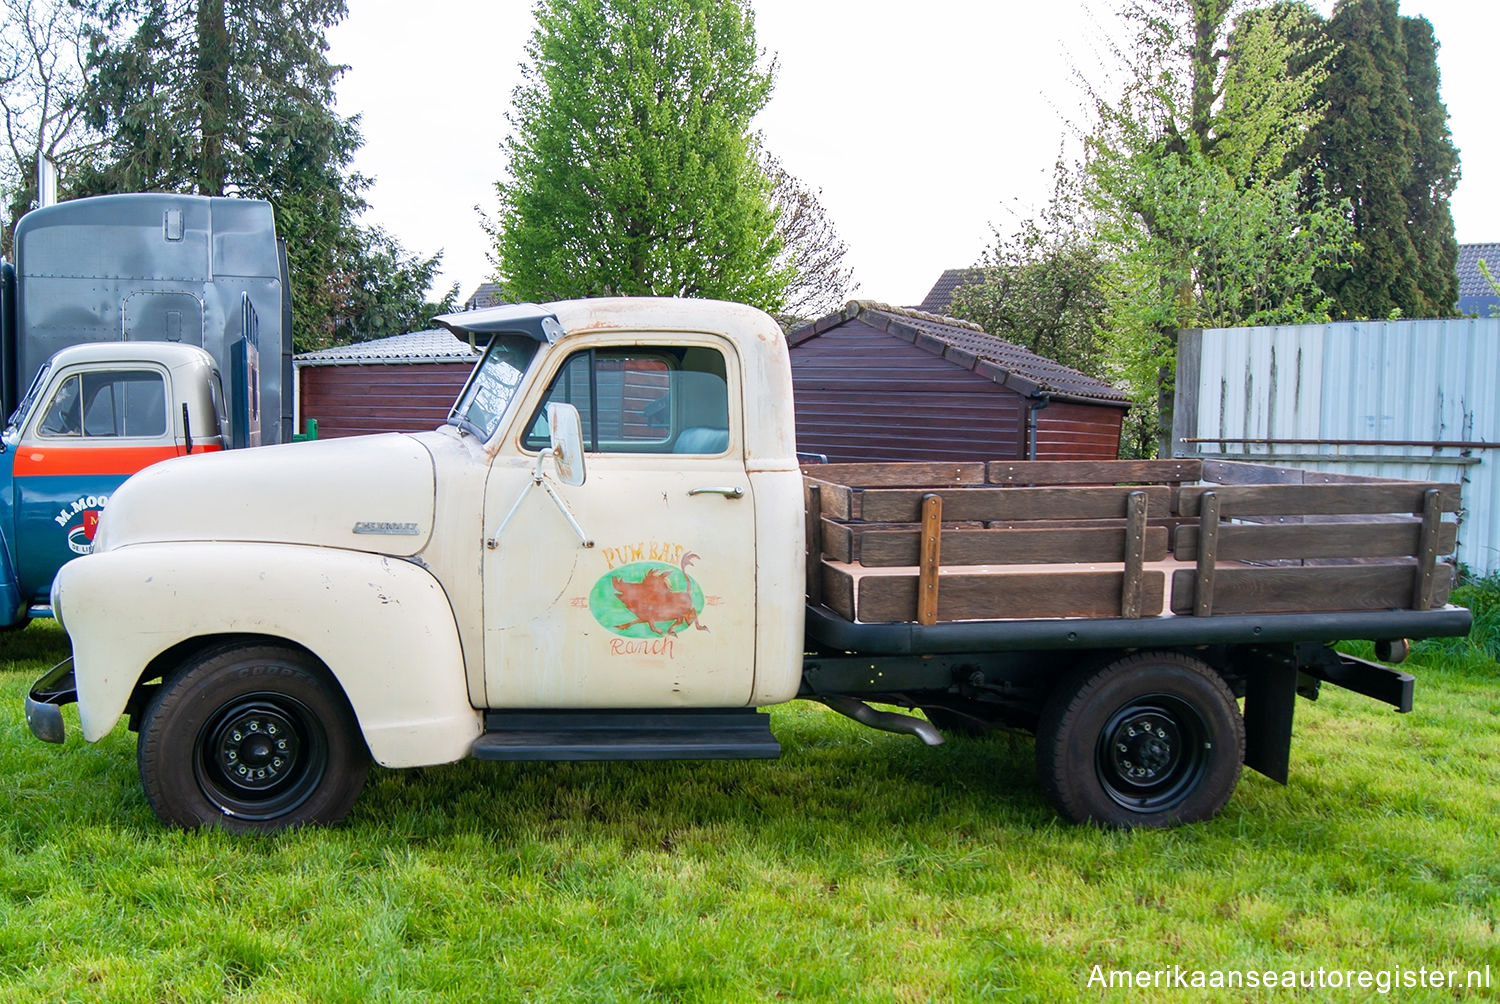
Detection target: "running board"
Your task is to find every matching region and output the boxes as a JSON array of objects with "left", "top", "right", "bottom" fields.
[{"left": 471, "top": 708, "right": 781, "bottom": 762}]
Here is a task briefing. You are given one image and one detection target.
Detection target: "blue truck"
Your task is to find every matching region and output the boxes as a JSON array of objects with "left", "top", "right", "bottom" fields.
[{"left": 0, "top": 193, "right": 293, "bottom": 627}]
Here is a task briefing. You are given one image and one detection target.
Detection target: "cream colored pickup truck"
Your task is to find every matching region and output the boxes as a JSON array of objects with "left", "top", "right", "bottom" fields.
[{"left": 26, "top": 298, "right": 1471, "bottom": 831}]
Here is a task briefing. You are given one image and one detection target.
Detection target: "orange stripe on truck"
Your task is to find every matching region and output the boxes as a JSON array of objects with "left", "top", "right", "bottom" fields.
[{"left": 14, "top": 444, "right": 222, "bottom": 477}]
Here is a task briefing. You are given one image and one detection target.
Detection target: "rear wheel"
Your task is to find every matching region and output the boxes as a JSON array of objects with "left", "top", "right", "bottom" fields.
[
  {"left": 138, "top": 644, "right": 370, "bottom": 832},
  {"left": 1036, "top": 651, "right": 1243, "bottom": 828}
]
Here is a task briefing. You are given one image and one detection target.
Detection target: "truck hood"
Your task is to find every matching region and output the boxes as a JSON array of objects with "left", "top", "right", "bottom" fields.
[{"left": 94, "top": 434, "right": 436, "bottom": 557}]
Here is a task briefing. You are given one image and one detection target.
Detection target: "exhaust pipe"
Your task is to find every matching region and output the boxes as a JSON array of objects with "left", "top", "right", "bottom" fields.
[{"left": 819, "top": 695, "right": 945, "bottom": 747}]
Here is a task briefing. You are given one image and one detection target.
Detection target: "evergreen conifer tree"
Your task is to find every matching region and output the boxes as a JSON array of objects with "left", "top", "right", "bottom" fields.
[{"left": 1303, "top": 0, "right": 1459, "bottom": 318}]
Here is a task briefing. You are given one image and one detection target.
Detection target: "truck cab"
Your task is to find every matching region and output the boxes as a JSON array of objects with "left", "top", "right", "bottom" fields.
[
  {"left": 437, "top": 299, "right": 806, "bottom": 712},
  {"left": 0, "top": 341, "right": 225, "bottom": 624}
]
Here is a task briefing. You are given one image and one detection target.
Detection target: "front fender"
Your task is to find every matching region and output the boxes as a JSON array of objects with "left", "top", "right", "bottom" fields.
[
  {"left": 0, "top": 527, "right": 26, "bottom": 627},
  {"left": 53, "top": 541, "right": 481, "bottom": 767}
]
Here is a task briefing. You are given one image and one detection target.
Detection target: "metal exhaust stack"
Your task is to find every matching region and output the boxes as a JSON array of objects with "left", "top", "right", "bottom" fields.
[{"left": 819, "top": 695, "right": 946, "bottom": 746}]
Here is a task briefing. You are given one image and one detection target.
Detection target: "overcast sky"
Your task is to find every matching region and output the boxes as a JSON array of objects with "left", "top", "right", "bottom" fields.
[{"left": 327, "top": 1, "right": 1497, "bottom": 311}]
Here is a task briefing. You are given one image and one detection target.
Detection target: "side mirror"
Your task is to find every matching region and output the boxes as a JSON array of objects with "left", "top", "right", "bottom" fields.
[{"left": 546, "top": 402, "right": 586, "bottom": 487}]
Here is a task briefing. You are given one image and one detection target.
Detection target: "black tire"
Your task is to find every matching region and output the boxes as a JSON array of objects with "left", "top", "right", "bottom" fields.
[
  {"left": 137, "top": 643, "right": 370, "bottom": 832},
  {"left": 1036, "top": 651, "right": 1244, "bottom": 828}
]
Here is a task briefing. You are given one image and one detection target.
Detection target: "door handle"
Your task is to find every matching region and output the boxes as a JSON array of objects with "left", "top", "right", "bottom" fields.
[{"left": 688, "top": 486, "right": 744, "bottom": 500}]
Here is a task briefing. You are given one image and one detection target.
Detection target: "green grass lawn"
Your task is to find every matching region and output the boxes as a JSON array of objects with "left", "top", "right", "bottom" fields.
[{"left": 1, "top": 605, "right": 1497, "bottom": 1003}]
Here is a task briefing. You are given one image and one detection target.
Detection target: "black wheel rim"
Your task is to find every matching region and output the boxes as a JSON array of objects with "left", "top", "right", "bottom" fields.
[
  {"left": 1094, "top": 694, "right": 1209, "bottom": 813},
  {"left": 194, "top": 693, "right": 328, "bottom": 821}
]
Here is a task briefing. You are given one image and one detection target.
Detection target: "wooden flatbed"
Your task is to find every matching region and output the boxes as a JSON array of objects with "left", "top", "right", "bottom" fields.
[{"left": 804, "top": 458, "right": 1460, "bottom": 627}]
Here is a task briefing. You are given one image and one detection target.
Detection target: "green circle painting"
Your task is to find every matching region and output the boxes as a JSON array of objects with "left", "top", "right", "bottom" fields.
[{"left": 589, "top": 555, "right": 707, "bottom": 638}]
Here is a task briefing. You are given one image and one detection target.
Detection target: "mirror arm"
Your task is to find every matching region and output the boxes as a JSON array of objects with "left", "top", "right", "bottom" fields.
[
  {"left": 487, "top": 447, "right": 594, "bottom": 550},
  {"left": 537, "top": 475, "right": 594, "bottom": 549}
]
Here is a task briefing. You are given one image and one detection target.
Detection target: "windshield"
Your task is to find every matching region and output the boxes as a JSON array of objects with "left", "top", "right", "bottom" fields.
[
  {"left": 4, "top": 361, "right": 52, "bottom": 436},
  {"left": 447, "top": 334, "right": 540, "bottom": 440}
]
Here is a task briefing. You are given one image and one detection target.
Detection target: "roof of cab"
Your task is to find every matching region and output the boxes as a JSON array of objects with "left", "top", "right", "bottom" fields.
[{"left": 45, "top": 341, "right": 218, "bottom": 369}]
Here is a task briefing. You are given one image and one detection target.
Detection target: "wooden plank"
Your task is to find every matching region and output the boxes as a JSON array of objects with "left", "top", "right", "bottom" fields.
[
  {"left": 987, "top": 459, "right": 1202, "bottom": 485},
  {"left": 1194, "top": 491, "right": 1220, "bottom": 617},
  {"left": 917, "top": 495, "right": 943, "bottom": 625},
  {"left": 1170, "top": 563, "right": 1453, "bottom": 615},
  {"left": 1122, "top": 491, "right": 1147, "bottom": 618},
  {"left": 847, "top": 525, "right": 1169, "bottom": 567},
  {"left": 1414, "top": 489, "right": 1443, "bottom": 610},
  {"left": 819, "top": 518, "right": 855, "bottom": 562},
  {"left": 845, "top": 568, "right": 1167, "bottom": 622},
  {"left": 819, "top": 518, "right": 989, "bottom": 563},
  {"left": 797, "top": 462, "right": 987, "bottom": 487},
  {"left": 1178, "top": 483, "right": 1460, "bottom": 517},
  {"left": 803, "top": 478, "right": 856, "bottom": 520},
  {"left": 1201, "top": 459, "right": 1306, "bottom": 485},
  {"left": 1174, "top": 521, "right": 1457, "bottom": 561},
  {"left": 856, "top": 485, "right": 1173, "bottom": 523},
  {"left": 805, "top": 483, "right": 823, "bottom": 605},
  {"left": 820, "top": 563, "right": 856, "bottom": 620},
  {"left": 1202, "top": 459, "right": 1397, "bottom": 486}
]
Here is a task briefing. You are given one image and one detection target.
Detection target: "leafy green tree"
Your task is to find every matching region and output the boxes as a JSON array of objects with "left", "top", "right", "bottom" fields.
[
  {"left": 949, "top": 160, "right": 1110, "bottom": 378},
  {"left": 330, "top": 228, "right": 459, "bottom": 343},
  {"left": 1302, "top": 0, "right": 1459, "bottom": 319},
  {"left": 74, "top": 0, "right": 444, "bottom": 350},
  {"left": 492, "top": 0, "right": 789, "bottom": 312},
  {"left": 1082, "top": 0, "right": 1352, "bottom": 455}
]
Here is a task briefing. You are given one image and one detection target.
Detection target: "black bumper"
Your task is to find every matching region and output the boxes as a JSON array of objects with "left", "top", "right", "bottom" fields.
[{"left": 24, "top": 658, "right": 76, "bottom": 744}]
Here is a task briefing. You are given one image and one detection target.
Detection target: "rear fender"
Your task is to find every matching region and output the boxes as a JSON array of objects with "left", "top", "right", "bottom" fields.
[{"left": 53, "top": 541, "right": 480, "bottom": 766}]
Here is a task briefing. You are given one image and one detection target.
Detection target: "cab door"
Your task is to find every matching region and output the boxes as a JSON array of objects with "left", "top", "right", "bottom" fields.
[
  {"left": 11, "top": 365, "right": 176, "bottom": 602},
  {"left": 481, "top": 337, "right": 757, "bottom": 709}
]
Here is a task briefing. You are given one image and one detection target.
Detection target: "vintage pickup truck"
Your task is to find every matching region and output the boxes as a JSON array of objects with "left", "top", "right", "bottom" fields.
[{"left": 25, "top": 298, "right": 1471, "bottom": 831}]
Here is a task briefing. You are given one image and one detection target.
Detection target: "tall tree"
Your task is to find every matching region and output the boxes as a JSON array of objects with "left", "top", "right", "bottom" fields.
[
  {"left": 76, "top": 0, "right": 445, "bottom": 349},
  {"left": 949, "top": 160, "right": 1110, "bottom": 378},
  {"left": 0, "top": 0, "right": 97, "bottom": 255},
  {"left": 1302, "top": 0, "right": 1458, "bottom": 319},
  {"left": 1082, "top": 0, "right": 1351, "bottom": 455},
  {"left": 492, "top": 0, "right": 789, "bottom": 312},
  {"left": 762, "top": 148, "right": 856, "bottom": 326}
]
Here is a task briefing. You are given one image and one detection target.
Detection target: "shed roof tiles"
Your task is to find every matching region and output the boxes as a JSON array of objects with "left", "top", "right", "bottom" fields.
[
  {"left": 295, "top": 329, "right": 481, "bottom": 366},
  {"left": 789, "top": 300, "right": 1129, "bottom": 408}
]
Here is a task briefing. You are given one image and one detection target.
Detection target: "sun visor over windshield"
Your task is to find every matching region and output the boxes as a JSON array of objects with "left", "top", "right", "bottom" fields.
[{"left": 433, "top": 303, "right": 564, "bottom": 346}]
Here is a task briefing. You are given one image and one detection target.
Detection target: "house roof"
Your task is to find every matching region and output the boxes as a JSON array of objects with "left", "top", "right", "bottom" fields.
[
  {"left": 788, "top": 300, "right": 1129, "bottom": 408},
  {"left": 294, "top": 328, "right": 481, "bottom": 366},
  {"left": 463, "top": 282, "right": 512, "bottom": 311},
  {"left": 916, "top": 268, "right": 985, "bottom": 314},
  {"left": 1457, "top": 244, "right": 1500, "bottom": 297},
  {"left": 1457, "top": 243, "right": 1500, "bottom": 315}
]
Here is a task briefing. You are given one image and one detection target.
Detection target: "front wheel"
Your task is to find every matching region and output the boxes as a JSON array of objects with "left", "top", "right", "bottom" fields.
[
  {"left": 138, "top": 644, "right": 370, "bottom": 832},
  {"left": 1035, "top": 652, "right": 1244, "bottom": 828}
]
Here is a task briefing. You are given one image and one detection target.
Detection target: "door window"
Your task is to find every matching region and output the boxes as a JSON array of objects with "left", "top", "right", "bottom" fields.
[
  {"left": 37, "top": 370, "right": 168, "bottom": 439},
  {"left": 523, "top": 346, "right": 730, "bottom": 454}
]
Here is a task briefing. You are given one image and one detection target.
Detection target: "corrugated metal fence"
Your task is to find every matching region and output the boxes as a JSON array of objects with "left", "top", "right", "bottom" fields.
[{"left": 1175, "top": 319, "right": 1500, "bottom": 575}]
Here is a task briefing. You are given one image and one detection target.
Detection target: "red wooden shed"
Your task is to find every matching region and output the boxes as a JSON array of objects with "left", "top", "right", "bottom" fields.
[
  {"left": 294, "top": 329, "right": 480, "bottom": 439},
  {"left": 787, "top": 301, "right": 1129, "bottom": 463}
]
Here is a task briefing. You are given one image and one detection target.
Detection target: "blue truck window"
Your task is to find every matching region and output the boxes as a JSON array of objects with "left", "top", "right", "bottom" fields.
[{"left": 39, "top": 371, "right": 167, "bottom": 439}]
